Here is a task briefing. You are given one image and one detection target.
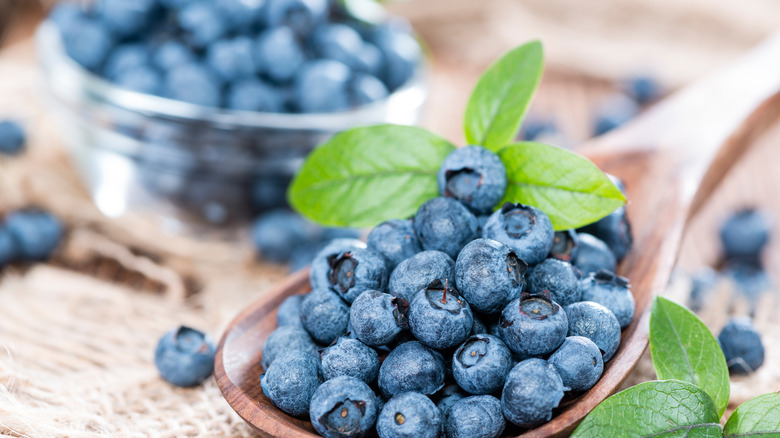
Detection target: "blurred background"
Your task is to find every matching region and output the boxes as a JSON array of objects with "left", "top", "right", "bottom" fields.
[{"left": 0, "top": 0, "right": 778, "bottom": 436}]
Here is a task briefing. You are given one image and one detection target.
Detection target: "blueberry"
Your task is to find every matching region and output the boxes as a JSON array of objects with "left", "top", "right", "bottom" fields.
[
  {"left": 310, "top": 238, "right": 367, "bottom": 291},
  {"left": 592, "top": 94, "right": 639, "bottom": 136},
  {"left": 549, "top": 229, "right": 579, "bottom": 262},
  {"left": 4, "top": 210, "right": 63, "bottom": 261},
  {"left": 154, "top": 326, "right": 216, "bottom": 387},
  {"left": 349, "top": 290, "right": 407, "bottom": 347},
  {"left": 373, "top": 27, "right": 420, "bottom": 91},
  {"left": 719, "top": 317, "right": 764, "bottom": 375},
  {"left": 356, "top": 43, "right": 383, "bottom": 77},
  {"left": 261, "top": 324, "right": 319, "bottom": 370},
  {"left": 206, "top": 37, "right": 257, "bottom": 83},
  {"left": 482, "top": 203, "right": 554, "bottom": 266},
  {"left": 277, "top": 294, "right": 306, "bottom": 328},
  {"left": 367, "top": 219, "right": 422, "bottom": 270},
  {"left": 260, "top": 350, "right": 322, "bottom": 416},
  {"left": 301, "top": 289, "right": 351, "bottom": 345},
  {"left": 564, "top": 301, "right": 621, "bottom": 362},
  {"left": 580, "top": 269, "right": 634, "bottom": 328},
  {"left": 501, "top": 358, "right": 566, "bottom": 427},
  {"left": 103, "top": 44, "right": 148, "bottom": 81},
  {"left": 579, "top": 207, "right": 633, "bottom": 261},
  {"left": 388, "top": 250, "right": 455, "bottom": 302},
  {"left": 471, "top": 315, "right": 488, "bottom": 335},
  {"left": 547, "top": 336, "right": 603, "bottom": 392},
  {"left": 409, "top": 279, "right": 473, "bottom": 350},
  {"left": 572, "top": 233, "right": 616, "bottom": 276},
  {"left": 435, "top": 384, "right": 467, "bottom": 419},
  {"left": 437, "top": 146, "right": 507, "bottom": 214},
  {"left": 527, "top": 258, "right": 581, "bottom": 307},
  {"left": 264, "top": 0, "right": 328, "bottom": 36},
  {"left": 520, "top": 115, "right": 557, "bottom": 141},
  {"left": 48, "top": 2, "right": 86, "bottom": 30},
  {"left": 309, "top": 375, "right": 379, "bottom": 438},
  {"left": 0, "top": 120, "right": 25, "bottom": 155},
  {"left": 498, "top": 291, "right": 568, "bottom": 357},
  {"left": 255, "top": 27, "right": 306, "bottom": 84},
  {"left": 349, "top": 73, "right": 389, "bottom": 106},
  {"left": 378, "top": 341, "right": 445, "bottom": 398},
  {"left": 152, "top": 41, "right": 195, "bottom": 72},
  {"left": 289, "top": 242, "right": 328, "bottom": 273},
  {"left": 377, "top": 392, "right": 442, "bottom": 438},
  {"left": 321, "top": 337, "right": 380, "bottom": 384},
  {"left": 720, "top": 208, "right": 771, "bottom": 260},
  {"left": 61, "top": 17, "right": 114, "bottom": 71},
  {"left": 216, "top": 0, "right": 264, "bottom": 32},
  {"left": 251, "top": 209, "right": 322, "bottom": 263},
  {"left": 178, "top": 1, "right": 227, "bottom": 49},
  {"left": 455, "top": 238, "right": 527, "bottom": 314},
  {"left": 687, "top": 267, "right": 719, "bottom": 312},
  {"left": 312, "top": 24, "right": 368, "bottom": 71},
  {"left": 227, "top": 79, "right": 285, "bottom": 112},
  {"left": 445, "top": 395, "right": 505, "bottom": 438},
  {"left": 294, "top": 59, "right": 352, "bottom": 113},
  {"left": 452, "top": 334, "right": 513, "bottom": 395},
  {"left": 0, "top": 227, "right": 17, "bottom": 266},
  {"left": 326, "top": 248, "right": 388, "bottom": 304},
  {"left": 97, "top": 0, "right": 158, "bottom": 38},
  {"left": 413, "top": 197, "right": 479, "bottom": 260},
  {"left": 164, "top": 63, "right": 221, "bottom": 107},
  {"left": 115, "top": 66, "right": 163, "bottom": 95},
  {"left": 623, "top": 75, "right": 661, "bottom": 105}
]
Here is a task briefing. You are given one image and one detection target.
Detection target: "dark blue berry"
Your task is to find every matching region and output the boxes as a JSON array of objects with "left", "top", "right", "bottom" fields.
[
  {"left": 373, "top": 26, "right": 420, "bottom": 91},
  {"left": 327, "top": 248, "right": 389, "bottom": 304},
  {"left": 206, "top": 37, "right": 257, "bottom": 83},
  {"left": 152, "top": 41, "right": 195, "bottom": 72},
  {"left": 60, "top": 16, "right": 114, "bottom": 71},
  {"left": 301, "top": 289, "right": 351, "bottom": 344},
  {"left": 115, "top": 66, "right": 163, "bottom": 95},
  {"left": 572, "top": 233, "right": 616, "bottom": 276},
  {"left": 264, "top": 0, "right": 328, "bottom": 36},
  {"left": 549, "top": 229, "right": 579, "bottom": 262},
  {"left": 178, "top": 2, "right": 227, "bottom": 49},
  {"left": 310, "top": 238, "right": 367, "bottom": 291},
  {"left": 592, "top": 94, "right": 639, "bottom": 136},
  {"left": 687, "top": 267, "right": 719, "bottom": 313},
  {"left": 154, "top": 326, "right": 216, "bottom": 387},
  {"left": 413, "top": 197, "right": 478, "bottom": 260},
  {"left": 251, "top": 209, "right": 322, "bottom": 264},
  {"left": 580, "top": 269, "right": 634, "bottom": 329},
  {"left": 437, "top": 146, "right": 507, "bottom": 214},
  {"left": 295, "top": 59, "right": 352, "bottom": 113},
  {"left": 498, "top": 291, "right": 568, "bottom": 357},
  {"left": 377, "top": 392, "right": 442, "bottom": 438},
  {"left": 0, "top": 226, "right": 16, "bottom": 267},
  {"left": 520, "top": 115, "right": 557, "bottom": 141},
  {"left": 455, "top": 238, "right": 527, "bottom": 314},
  {"left": 719, "top": 317, "right": 764, "bottom": 374},
  {"left": 349, "top": 73, "right": 389, "bottom": 106},
  {"left": 564, "top": 301, "right": 621, "bottom": 362},
  {"left": 103, "top": 44, "right": 148, "bottom": 81},
  {"left": 482, "top": 203, "right": 554, "bottom": 266},
  {"left": 623, "top": 75, "right": 661, "bottom": 105},
  {"left": 445, "top": 395, "right": 505, "bottom": 438},
  {"left": 321, "top": 337, "right": 380, "bottom": 384},
  {"left": 720, "top": 208, "right": 771, "bottom": 260},
  {"left": 378, "top": 341, "right": 445, "bottom": 398},
  {"left": 255, "top": 27, "right": 306, "bottom": 84},
  {"left": 0, "top": 120, "right": 25, "bottom": 155},
  {"left": 164, "top": 63, "right": 221, "bottom": 107},
  {"left": 527, "top": 258, "right": 581, "bottom": 307},
  {"left": 309, "top": 375, "right": 379, "bottom": 438},
  {"left": 277, "top": 294, "right": 306, "bottom": 328},
  {"left": 227, "top": 79, "right": 285, "bottom": 112},
  {"left": 260, "top": 350, "right": 323, "bottom": 416},
  {"left": 501, "top": 358, "right": 566, "bottom": 427},
  {"left": 547, "top": 336, "right": 603, "bottom": 392},
  {"left": 436, "top": 384, "right": 467, "bottom": 419},
  {"left": 289, "top": 242, "right": 328, "bottom": 273},
  {"left": 579, "top": 207, "right": 633, "bottom": 261},
  {"left": 312, "top": 23, "right": 368, "bottom": 71},
  {"left": 367, "top": 219, "right": 422, "bottom": 270},
  {"left": 97, "top": 0, "right": 157, "bottom": 38},
  {"left": 388, "top": 250, "right": 454, "bottom": 302},
  {"left": 48, "top": 2, "right": 85, "bottom": 30},
  {"left": 261, "top": 325, "right": 319, "bottom": 370},
  {"left": 349, "top": 290, "right": 406, "bottom": 347},
  {"left": 5, "top": 210, "right": 63, "bottom": 261},
  {"left": 409, "top": 279, "right": 473, "bottom": 350},
  {"left": 723, "top": 259, "right": 770, "bottom": 312},
  {"left": 452, "top": 334, "right": 513, "bottom": 395},
  {"left": 216, "top": 0, "right": 264, "bottom": 32},
  {"left": 471, "top": 315, "right": 488, "bottom": 335}
]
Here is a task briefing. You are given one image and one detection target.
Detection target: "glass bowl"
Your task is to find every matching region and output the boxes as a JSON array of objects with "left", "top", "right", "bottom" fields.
[{"left": 35, "top": 21, "right": 428, "bottom": 234}]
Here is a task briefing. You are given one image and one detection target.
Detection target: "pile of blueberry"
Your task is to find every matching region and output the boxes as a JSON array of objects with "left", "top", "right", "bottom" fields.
[
  {"left": 0, "top": 210, "right": 63, "bottom": 269},
  {"left": 49, "top": 0, "right": 421, "bottom": 113},
  {"left": 258, "top": 145, "right": 634, "bottom": 437}
]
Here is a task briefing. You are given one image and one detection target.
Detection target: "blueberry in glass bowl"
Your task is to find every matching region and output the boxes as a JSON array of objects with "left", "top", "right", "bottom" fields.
[{"left": 36, "top": 1, "right": 428, "bottom": 233}]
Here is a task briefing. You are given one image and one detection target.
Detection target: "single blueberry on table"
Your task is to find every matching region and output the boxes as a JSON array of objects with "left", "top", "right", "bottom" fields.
[
  {"left": 261, "top": 325, "right": 319, "bottom": 370},
  {"left": 482, "top": 202, "right": 554, "bottom": 266},
  {"left": 0, "top": 226, "right": 17, "bottom": 267},
  {"left": 60, "top": 16, "right": 114, "bottom": 71},
  {"left": 320, "top": 337, "right": 380, "bottom": 384},
  {"left": 564, "top": 301, "right": 621, "bottom": 362},
  {"left": 452, "top": 334, "right": 513, "bottom": 395},
  {"left": 409, "top": 279, "right": 474, "bottom": 350},
  {"left": 264, "top": 0, "right": 328, "bottom": 36},
  {"left": 294, "top": 59, "right": 352, "bottom": 113},
  {"left": 102, "top": 44, "right": 148, "bottom": 81},
  {"left": 592, "top": 94, "right": 639, "bottom": 136},
  {"left": 498, "top": 290, "right": 568, "bottom": 358},
  {"left": 388, "top": 250, "right": 454, "bottom": 302},
  {"left": 164, "top": 63, "right": 221, "bottom": 107},
  {"left": 327, "top": 248, "right": 389, "bottom": 304},
  {"left": 436, "top": 384, "right": 467, "bottom": 419},
  {"left": 547, "top": 336, "right": 603, "bottom": 392},
  {"left": 455, "top": 238, "right": 527, "bottom": 314},
  {"left": 437, "top": 146, "right": 508, "bottom": 214},
  {"left": 277, "top": 294, "right": 306, "bottom": 328},
  {"left": 580, "top": 269, "right": 634, "bottom": 329},
  {"left": 152, "top": 41, "right": 195, "bottom": 72},
  {"left": 349, "top": 73, "right": 389, "bottom": 107},
  {"left": 501, "top": 358, "right": 567, "bottom": 427},
  {"left": 5, "top": 210, "right": 63, "bottom": 261},
  {"left": 260, "top": 350, "right": 322, "bottom": 417},
  {"left": 624, "top": 75, "right": 661, "bottom": 105},
  {"left": 206, "top": 37, "right": 257, "bottom": 83},
  {"left": 367, "top": 219, "right": 422, "bottom": 270},
  {"left": 718, "top": 317, "right": 764, "bottom": 374},
  {"left": 445, "top": 395, "right": 505, "bottom": 438},
  {"left": 349, "top": 289, "right": 407, "bottom": 347},
  {"left": 377, "top": 392, "right": 442, "bottom": 438},
  {"left": 719, "top": 208, "right": 771, "bottom": 260},
  {"left": 310, "top": 238, "right": 367, "bottom": 291},
  {"left": 0, "top": 120, "right": 26, "bottom": 155},
  {"left": 301, "top": 289, "right": 351, "bottom": 345},
  {"left": 378, "top": 341, "right": 445, "bottom": 398},
  {"left": 527, "top": 258, "right": 581, "bottom": 307},
  {"left": 520, "top": 115, "right": 557, "bottom": 141},
  {"left": 413, "top": 197, "right": 479, "bottom": 260},
  {"left": 154, "top": 326, "right": 216, "bottom": 387},
  {"left": 227, "top": 79, "right": 285, "bottom": 113},
  {"left": 578, "top": 206, "right": 633, "bottom": 261},
  {"left": 251, "top": 209, "right": 322, "bottom": 264},
  {"left": 309, "top": 375, "right": 379, "bottom": 438},
  {"left": 549, "top": 229, "right": 579, "bottom": 262},
  {"left": 115, "top": 66, "right": 163, "bottom": 95},
  {"left": 572, "top": 233, "right": 617, "bottom": 276},
  {"left": 97, "top": 0, "right": 158, "bottom": 38},
  {"left": 255, "top": 27, "right": 306, "bottom": 84},
  {"left": 177, "top": 1, "right": 227, "bottom": 49},
  {"left": 687, "top": 267, "right": 719, "bottom": 312}
]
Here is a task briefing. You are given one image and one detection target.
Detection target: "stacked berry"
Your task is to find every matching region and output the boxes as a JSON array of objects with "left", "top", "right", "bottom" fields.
[
  {"left": 49, "top": 0, "right": 421, "bottom": 113},
  {"left": 258, "top": 145, "right": 635, "bottom": 437}
]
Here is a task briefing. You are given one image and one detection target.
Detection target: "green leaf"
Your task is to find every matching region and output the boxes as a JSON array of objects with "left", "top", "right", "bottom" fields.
[
  {"left": 497, "top": 142, "right": 626, "bottom": 230},
  {"left": 724, "top": 392, "right": 780, "bottom": 438},
  {"left": 288, "top": 124, "right": 455, "bottom": 227},
  {"left": 650, "top": 296, "right": 730, "bottom": 417},
  {"left": 463, "top": 41, "right": 544, "bottom": 151},
  {"left": 572, "top": 380, "right": 723, "bottom": 438}
]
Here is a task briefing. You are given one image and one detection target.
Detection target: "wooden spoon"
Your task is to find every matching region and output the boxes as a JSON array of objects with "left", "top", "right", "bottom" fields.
[{"left": 215, "top": 34, "right": 780, "bottom": 438}]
